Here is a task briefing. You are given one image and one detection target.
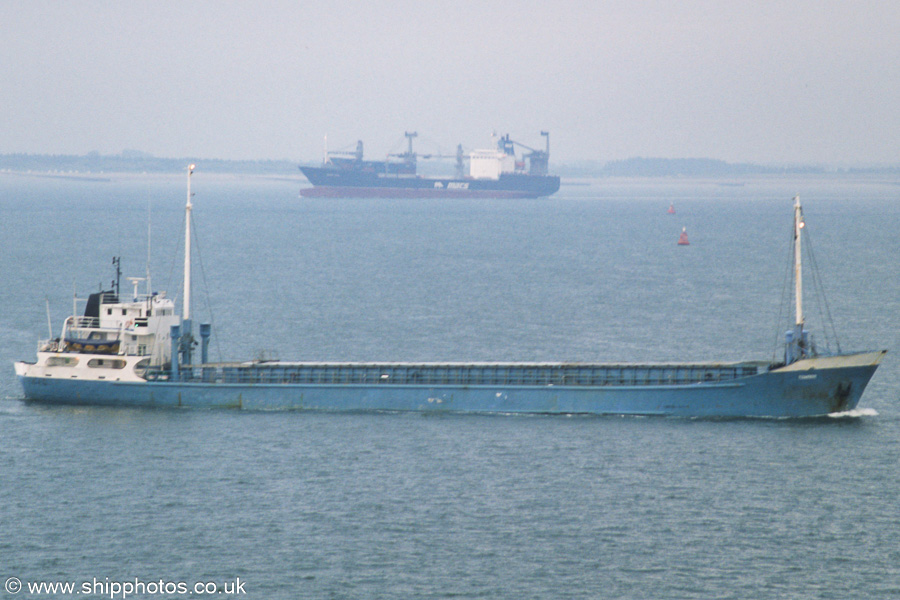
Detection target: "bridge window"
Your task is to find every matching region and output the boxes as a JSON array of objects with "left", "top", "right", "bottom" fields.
[
  {"left": 47, "top": 356, "right": 79, "bottom": 367},
  {"left": 87, "top": 358, "right": 126, "bottom": 369}
]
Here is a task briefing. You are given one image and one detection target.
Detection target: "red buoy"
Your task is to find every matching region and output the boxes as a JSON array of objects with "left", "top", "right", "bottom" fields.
[
  {"left": 677, "top": 227, "right": 690, "bottom": 245},
  {"left": 667, "top": 203, "right": 676, "bottom": 214}
]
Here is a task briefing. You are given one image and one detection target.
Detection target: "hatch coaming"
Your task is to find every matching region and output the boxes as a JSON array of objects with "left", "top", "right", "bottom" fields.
[{"left": 163, "top": 360, "right": 769, "bottom": 387}]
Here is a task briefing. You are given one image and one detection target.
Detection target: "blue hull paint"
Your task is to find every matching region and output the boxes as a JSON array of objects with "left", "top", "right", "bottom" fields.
[
  {"left": 17, "top": 360, "right": 878, "bottom": 418},
  {"left": 299, "top": 166, "right": 561, "bottom": 199}
]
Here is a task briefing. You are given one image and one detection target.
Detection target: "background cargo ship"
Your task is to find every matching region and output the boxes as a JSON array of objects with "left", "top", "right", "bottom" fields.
[{"left": 299, "top": 131, "right": 561, "bottom": 198}]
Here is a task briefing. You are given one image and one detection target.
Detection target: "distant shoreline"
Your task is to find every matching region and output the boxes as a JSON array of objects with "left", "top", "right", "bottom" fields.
[
  {"left": 0, "top": 169, "right": 305, "bottom": 184},
  {"left": 2, "top": 152, "right": 899, "bottom": 179},
  {"left": 0, "top": 154, "right": 300, "bottom": 177}
]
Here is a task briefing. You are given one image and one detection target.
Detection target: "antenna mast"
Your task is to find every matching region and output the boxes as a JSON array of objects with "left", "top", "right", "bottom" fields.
[
  {"left": 112, "top": 257, "right": 121, "bottom": 297},
  {"left": 146, "top": 196, "right": 152, "bottom": 296}
]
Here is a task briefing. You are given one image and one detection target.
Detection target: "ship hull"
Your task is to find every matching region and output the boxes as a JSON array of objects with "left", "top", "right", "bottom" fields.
[
  {"left": 15, "top": 351, "right": 884, "bottom": 418},
  {"left": 299, "top": 166, "right": 561, "bottom": 199}
]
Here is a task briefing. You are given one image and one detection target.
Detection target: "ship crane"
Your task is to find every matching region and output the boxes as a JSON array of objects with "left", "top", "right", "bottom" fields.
[
  {"left": 387, "top": 131, "right": 454, "bottom": 159},
  {"left": 386, "top": 132, "right": 467, "bottom": 177},
  {"left": 385, "top": 131, "right": 420, "bottom": 164},
  {"left": 314, "top": 131, "right": 555, "bottom": 182},
  {"left": 492, "top": 131, "right": 550, "bottom": 153},
  {"left": 496, "top": 131, "right": 551, "bottom": 176},
  {"left": 322, "top": 140, "right": 365, "bottom": 164}
]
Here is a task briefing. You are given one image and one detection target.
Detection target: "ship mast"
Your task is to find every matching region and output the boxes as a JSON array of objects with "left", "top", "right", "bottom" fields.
[
  {"left": 171, "top": 163, "right": 204, "bottom": 375},
  {"left": 184, "top": 164, "right": 194, "bottom": 321},
  {"left": 785, "top": 194, "right": 808, "bottom": 364},
  {"left": 793, "top": 195, "right": 803, "bottom": 328},
  {"left": 146, "top": 196, "right": 152, "bottom": 296}
]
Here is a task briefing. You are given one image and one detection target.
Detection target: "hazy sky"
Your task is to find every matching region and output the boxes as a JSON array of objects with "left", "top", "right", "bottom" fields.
[{"left": 3, "top": 1, "right": 899, "bottom": 165}]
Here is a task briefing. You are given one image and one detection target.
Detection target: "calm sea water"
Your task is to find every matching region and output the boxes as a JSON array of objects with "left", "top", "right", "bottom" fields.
[{"left": 1, "top": 173, "right": 899, "bottom": 599}]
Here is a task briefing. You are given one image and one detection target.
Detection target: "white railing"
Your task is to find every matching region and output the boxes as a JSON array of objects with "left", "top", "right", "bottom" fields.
[
  {"left": 69, "top": 316, "right": 101, "bottom": 328},
  {"left": 38, "top": 338, "right": 62, "bottom": 352}
]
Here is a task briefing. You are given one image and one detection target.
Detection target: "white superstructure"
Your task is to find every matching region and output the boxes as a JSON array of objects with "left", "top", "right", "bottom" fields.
[
  {"left": 14, "top": 166, "right": 196, "bottom": 385},
  {"left": 14, "top": 288, "right": 180, "bottom": 383},
  {"left": 468, "top": 149, "right": 516, "bottom": 179}
]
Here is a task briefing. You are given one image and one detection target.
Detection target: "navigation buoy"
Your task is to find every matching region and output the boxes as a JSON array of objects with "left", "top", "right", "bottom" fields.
[
  {"left": 667, "top": 203, "right": 676, "bottom": 214},
  {"left": 677, "top": 227, "right": 690, "bottom": 245}
]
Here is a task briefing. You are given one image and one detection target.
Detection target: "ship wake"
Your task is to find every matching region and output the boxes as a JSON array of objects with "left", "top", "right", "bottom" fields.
[{"left": 827, "top": 407, "right": 878, "bottom": 419}]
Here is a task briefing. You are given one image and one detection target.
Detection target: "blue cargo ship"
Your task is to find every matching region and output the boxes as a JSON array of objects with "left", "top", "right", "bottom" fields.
[
  {"left": 299, "top": 132, "right": 561, "bottom": 198},
  {"left": 14, "top": 170, "right": 885, "bottom": 417}
]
